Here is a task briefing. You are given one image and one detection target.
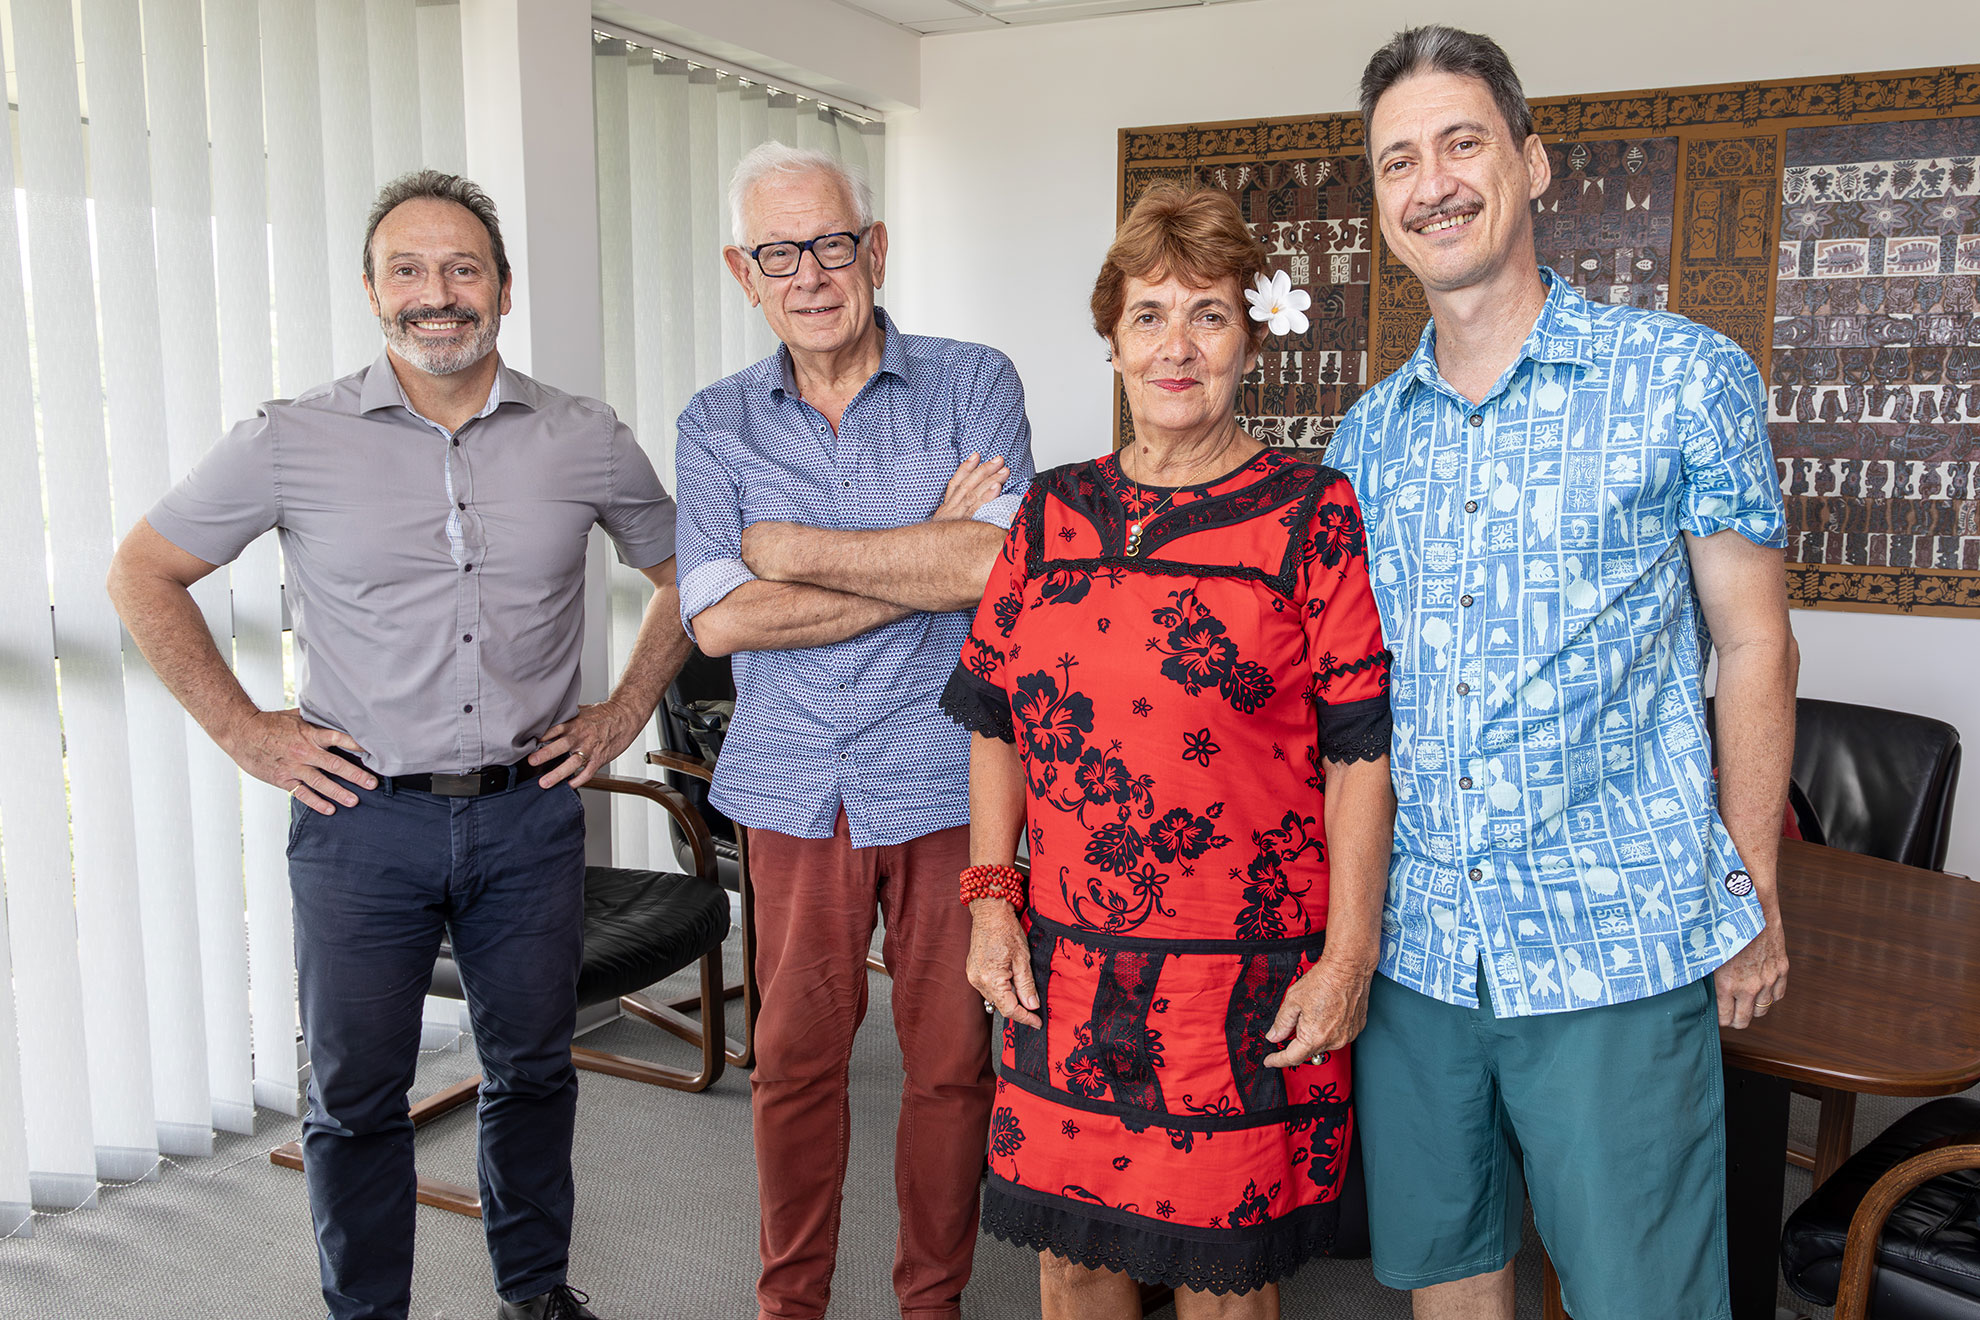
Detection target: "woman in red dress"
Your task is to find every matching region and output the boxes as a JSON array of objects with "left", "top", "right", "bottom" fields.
[{"left": 940, "top": 183, "right": 1395, "bottom": 1318}]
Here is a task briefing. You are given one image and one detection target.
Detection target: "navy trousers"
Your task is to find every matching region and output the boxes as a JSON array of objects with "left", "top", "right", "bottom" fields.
[{"left": 286, "top": 774, "right": 587, "bottom": 1320}]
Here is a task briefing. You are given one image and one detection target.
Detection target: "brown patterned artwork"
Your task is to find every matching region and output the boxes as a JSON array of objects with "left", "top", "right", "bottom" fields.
[{"left": 1122, "top": 64, "right": 1980, "bottom": 617}]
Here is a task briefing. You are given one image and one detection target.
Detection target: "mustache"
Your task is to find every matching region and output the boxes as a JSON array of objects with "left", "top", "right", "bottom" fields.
[
  {"left": 395, "top": 305, "right": 481, "bottom": 329},
  {"left": 1405, "top": 201, "right": 1480, "bottom": 230}
]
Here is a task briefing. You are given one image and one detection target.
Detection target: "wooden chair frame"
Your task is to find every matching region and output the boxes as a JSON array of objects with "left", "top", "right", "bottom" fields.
[
  {"left": 1831, "top": 1134, "right": 1980, "bottom": 1320},
  {"left": 647, "top": 749, "right": 765, "bottom": 1065},
  {"left": 272, "top": 773, "right": 728, "bottom": 1219}
]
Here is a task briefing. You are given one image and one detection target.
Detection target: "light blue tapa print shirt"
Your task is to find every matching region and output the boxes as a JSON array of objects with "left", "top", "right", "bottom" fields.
[{"left": 1327, "top": 267, "right": 1785, "bottom": 1016}]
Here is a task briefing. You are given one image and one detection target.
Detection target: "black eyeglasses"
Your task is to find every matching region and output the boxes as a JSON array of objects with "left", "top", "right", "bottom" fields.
[{"left": 742, "top": 228, "right": 868, "bottom": 278}]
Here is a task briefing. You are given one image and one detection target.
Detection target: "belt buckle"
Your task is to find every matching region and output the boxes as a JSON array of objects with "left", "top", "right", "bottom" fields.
[{"left": 427, "top": 772, "right": 482, "bottom": 797}]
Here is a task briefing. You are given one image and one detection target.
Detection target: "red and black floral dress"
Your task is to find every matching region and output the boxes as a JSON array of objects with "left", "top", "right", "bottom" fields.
[{"left": 940, "top": 448, "right": 1391, "bottom": 1294}]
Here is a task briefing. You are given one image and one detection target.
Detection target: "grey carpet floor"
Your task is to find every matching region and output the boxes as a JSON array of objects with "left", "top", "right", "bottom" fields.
[{"left": 0, "top": 932, "right": 1929, "bottom": 1318}]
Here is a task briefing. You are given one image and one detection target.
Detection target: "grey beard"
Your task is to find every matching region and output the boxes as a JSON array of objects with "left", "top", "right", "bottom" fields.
[{"left": 381, "top": 314, "right": 500, "bottom": 376}]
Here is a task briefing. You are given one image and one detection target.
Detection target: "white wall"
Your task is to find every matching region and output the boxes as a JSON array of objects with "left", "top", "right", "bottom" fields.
[{"left": 886, "top": 0, "right": 1980, "bottom": 876}]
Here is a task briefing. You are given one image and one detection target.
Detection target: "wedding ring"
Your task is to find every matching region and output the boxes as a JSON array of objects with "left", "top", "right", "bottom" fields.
[
  {"left": 290, "top": 784, "right": 303, "bottom": 798},
  {"left": 571, "top": 749, "right": 589, "bottom": 763}
]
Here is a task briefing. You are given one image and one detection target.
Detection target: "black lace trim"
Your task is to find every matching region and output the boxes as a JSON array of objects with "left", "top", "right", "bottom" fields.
[
  {"left": 993, "top": 1059, "right": 1343, "bottom": 1132},
  {"left": 1317, "top": 695, "right": 1392, "bottom": 764},
  {"left": 981, "top": 1176, "right": 1340, "bottom": 1295},
  {"left": 1027, "top": 554, "right": 1286, "bottom": 589},
  {"left": 1314, "top": 649, "right": 1390, "bottom": 687},
  {"left": 1103, "top": 458, "right": 1333, "bottom": 562},
  {"left": 1026, "top": 454, "right": 1342, "bottom": 599},
  {"left": 1029, "top": 910, "right": 1329, "bottom": 957},
  {"left": 939, "top": 665, "right": 1014, "bottom": 742}
]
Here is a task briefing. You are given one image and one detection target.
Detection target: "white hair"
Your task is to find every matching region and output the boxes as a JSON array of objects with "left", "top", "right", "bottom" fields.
[{"left": 728, "top": 140, "right": 874, "bottom": 246}]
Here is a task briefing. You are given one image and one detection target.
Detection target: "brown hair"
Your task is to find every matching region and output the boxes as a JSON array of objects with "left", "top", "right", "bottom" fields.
[
  {"left": 363, "top": 170, "right": 510, "bottom": 288},
  {"left": 1359, "top": 26, "right": 1533, "bottom": 152},
  {"left": 1090, "top": 181, "right": 1268, "bottom": 344}
]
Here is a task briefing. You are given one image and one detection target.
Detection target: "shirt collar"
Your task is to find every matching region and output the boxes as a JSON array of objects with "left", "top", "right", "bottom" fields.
[
  {"left": 768, "top": 306, "right": 906, "bottom": 399},
  {"left": 358, "top": 348, "right": 533, "bottom": 421},
  {"left": 1401, "top": 265, "right": 1597, "bottom": 397}
]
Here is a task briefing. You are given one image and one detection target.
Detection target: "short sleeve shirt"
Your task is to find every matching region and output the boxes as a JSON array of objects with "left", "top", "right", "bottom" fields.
[
  {"left": 146, "top": 351, "right": 677, "bottom": 776},
  {"left": 1327, "top": 267, "right": 1786, "bottom": 1016}
]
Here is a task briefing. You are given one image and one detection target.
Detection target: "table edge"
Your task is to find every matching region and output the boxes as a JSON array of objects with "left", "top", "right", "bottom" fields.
[{"left": 1720, "top": 1052, "right": 1980, "bottom": 1098}]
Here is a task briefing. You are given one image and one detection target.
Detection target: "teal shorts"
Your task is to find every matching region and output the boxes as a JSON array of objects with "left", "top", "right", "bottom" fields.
[{"left": 1354, "top": 971, "right": 1730, "bottom": 1320}]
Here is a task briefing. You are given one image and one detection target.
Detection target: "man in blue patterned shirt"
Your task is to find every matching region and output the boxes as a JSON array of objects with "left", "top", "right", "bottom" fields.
[
  {"left": 674, "top": 143, "right": 1035, "bottom": 1320},
  {"left": 1329, "top": 28, "right": 1798, "bottom": 1320}
]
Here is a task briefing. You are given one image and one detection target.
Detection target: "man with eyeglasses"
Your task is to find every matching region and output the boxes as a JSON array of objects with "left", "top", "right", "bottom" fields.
[{"left": 673, "top": 140, "right": 1036, "bottom": 1320}]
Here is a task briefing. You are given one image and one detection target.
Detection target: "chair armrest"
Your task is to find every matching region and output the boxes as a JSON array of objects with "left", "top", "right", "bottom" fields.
[
  {"left": 581, "top": 773, "right": 719, "bottom": 885},
  {"left": 1834, "top": 1132, "right": 1980, "bottom": 1319},
  {"left": 646, "top": 749, "right": 714, "bottom": 784}
]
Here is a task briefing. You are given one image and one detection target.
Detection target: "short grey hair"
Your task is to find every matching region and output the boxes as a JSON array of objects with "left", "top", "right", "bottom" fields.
[
  {"left": 1358, "top": 25, "right": 1535, "bottom": 154},
  {"left": 362, "top": 169, "right": 510, "bottom": 287},
  {"left": 728, "top": 140, "right": 874, "bottom": 246}
]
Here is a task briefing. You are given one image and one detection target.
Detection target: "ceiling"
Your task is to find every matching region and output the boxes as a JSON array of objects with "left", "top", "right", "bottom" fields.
[{"left": 832, "top": 0, "right": 1262, "bottom": 36}]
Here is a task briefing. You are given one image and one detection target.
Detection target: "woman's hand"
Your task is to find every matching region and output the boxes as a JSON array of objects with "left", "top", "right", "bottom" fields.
[
  {"left": 1262, "top": 955, "right": 1375, "bottom": 1068},
  {"left": 966, "top": 898, "right": 1041, "bottom": 1028}
]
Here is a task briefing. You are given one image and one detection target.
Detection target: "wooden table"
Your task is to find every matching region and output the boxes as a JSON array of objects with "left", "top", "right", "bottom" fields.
[{"left": 1718, "top": 837, "right": 1980, "bottom": 1319}]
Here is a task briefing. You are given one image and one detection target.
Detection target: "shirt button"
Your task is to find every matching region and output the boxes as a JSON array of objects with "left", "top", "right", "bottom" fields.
[
  {"left": 1468, "top": 414, "right": 1482, "bottom": 427},
  {"left": 1468, "top": 867, "right": 1483, "bottom": 882},
  {"left": 1460, "top": 594, "right": 1474, "bottom": 607},
  {"left": 838, "top": 683, "right": 847, "bottom": 690},
  {"left": 463, "top": 703, "right": 473, "bottom": 713},
  {"left": 462, "top": 633, "right": 473, "bottom": 643},
  {"left": 1459, "top": 776, "right": 1474, "bottom": 790},
  {"left": 457, "top": 501, "right": 466, "bottom": 510},
  {"left": 841, "top": 480, "right": 851, "bottom": 489},
  {"left": 463, "top": 564, "right": 473, "bottom": 572},
  {"left": 451, "top": 437, "right": 460, "bottom": 446},
  {"left": 1456, "top": 681, "right": 1470, "bottom": 695},
  {"left": 1464, "top": 499, "right": 1478, "bottom": 513},
  {"left": 839, "top": 751, "right": 848, "bottom": 761}
]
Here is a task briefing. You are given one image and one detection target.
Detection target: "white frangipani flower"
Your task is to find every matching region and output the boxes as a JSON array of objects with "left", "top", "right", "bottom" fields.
[{"left": 1244, "top": 269, "right": 1311, "bottom": 336}]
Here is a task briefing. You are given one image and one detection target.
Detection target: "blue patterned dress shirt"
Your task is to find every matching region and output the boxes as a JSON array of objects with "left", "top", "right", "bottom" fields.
[
  {"left": 674, "top": 309, "right": 1036, "bottom": 847},
  {"left": 1327, "top": 268, "right": 1786, "bottom": 1016}
]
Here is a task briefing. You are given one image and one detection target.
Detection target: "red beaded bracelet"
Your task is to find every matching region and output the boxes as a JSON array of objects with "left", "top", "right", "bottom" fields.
[{"left": 960, "top": 863, "right": 1027, "bottom": 912}]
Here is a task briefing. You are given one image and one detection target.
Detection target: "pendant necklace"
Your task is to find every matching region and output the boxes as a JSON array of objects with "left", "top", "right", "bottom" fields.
[
  {"left": 1124, "top": 489, "right": 1173, "bottom": 557},
  {"left": 1121, "top": 459, "right": 1176, "bottom": 558}
]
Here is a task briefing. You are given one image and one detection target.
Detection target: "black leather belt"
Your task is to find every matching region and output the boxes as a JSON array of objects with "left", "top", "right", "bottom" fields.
[{"left": 337, "top": 750, "right": 564, "bottom": 798}]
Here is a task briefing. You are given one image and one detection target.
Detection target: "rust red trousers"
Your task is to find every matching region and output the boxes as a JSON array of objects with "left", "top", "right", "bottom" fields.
[{"left": 745, "top": 814, "right": 995, "bottom": 1320}]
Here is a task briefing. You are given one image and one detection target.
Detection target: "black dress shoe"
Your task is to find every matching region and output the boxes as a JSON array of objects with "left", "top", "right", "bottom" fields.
[{"left": 495, "top": 1284, "right": 601, "bottom": 1319}]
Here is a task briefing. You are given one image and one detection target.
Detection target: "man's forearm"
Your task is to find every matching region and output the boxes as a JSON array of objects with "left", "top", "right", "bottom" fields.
[
  {"left": 109, "top": 569, "right": 260, "bottom": 749},
  {"left": 1712, "top": 637, "right": 1800, "bottom": 896},
  {"left": 607, "top": 575, "right": 695, "bottom": 722},
  {"left": 691, "top": 578, "right": 912, "bottom": 657},
  {"left": 750, "top": 520, "right": 1005, "bottom": 612},
  {"left": 1320, "top": 755, "right": 1395, "bottom": 970}
]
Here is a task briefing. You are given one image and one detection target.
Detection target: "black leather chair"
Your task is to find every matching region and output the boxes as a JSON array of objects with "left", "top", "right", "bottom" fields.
[
  {"left": 1793, "top": 698, "right": 1962, "bottom": 872},
  {"left": 270, "top": 773, "right": 731, "bottom": 1217},
  {"left": 1702, "top": 695, "right": 1965, "bottom": 1184},
  {"left": 1782, "top": 1096, "right": 1980, "bottom": 1319},
  {"left": 651, "top": 649, "right": 762, "bottom": 1068},
  {"left": 657, "top": 649, "right": 741, "bottom": 861},
  {"left": 1699, "top": 697, "right": 1826, "bottom": 844},
  {"left": 1788, "top": 699, "right": 1964, "bottom": 1187}
]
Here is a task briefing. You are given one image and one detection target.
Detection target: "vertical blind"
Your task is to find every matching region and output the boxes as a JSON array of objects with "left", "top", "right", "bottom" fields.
[
  {"left": 0, "top": 0, "right": 466, "bottom": 1232},
  {"left": 590, "top": 38, "right": 886, "bottom": 869}
]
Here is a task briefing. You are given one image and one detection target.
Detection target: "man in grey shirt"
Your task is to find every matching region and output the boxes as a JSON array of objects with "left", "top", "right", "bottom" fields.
[{"left": 107, "top": 171, "right": 686, "bottom": 1320}]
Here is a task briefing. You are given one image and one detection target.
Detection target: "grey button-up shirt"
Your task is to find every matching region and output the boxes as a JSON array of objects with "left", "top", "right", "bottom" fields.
[{"left": 148, "top": 351, "right": 677, "bottom": 775}]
